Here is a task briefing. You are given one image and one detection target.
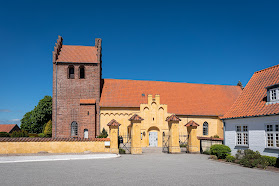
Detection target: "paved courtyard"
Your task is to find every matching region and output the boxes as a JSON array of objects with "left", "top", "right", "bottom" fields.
[{"left": 0, "top": 153, "right": 278, "bottom": 186}]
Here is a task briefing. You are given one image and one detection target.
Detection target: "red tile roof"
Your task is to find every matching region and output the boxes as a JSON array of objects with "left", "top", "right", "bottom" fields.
[
  {"left": 185, "top": 120, "right": 200, "bottom": 127},
  {"left": 166, "top": 114, "right": 181, "bottom": 122},
  {"left": 100, "top": 79, "right": 242, "bottom": 116},
  {"left": 107, "top": 119, "right": 121, "bottom": 126},
  {"left": 222, "top": 64, "right": 279, "bottom": 119},
  {"left": 80, "top": 99, "right": 96, "bottom": 105},
  {"left": 57, "top": 45, "right": 98, "bottom": 63},
  {"left": 129, "top": 114, "right": 144, "bottom": 121},
  {"left": 0, "top": 124, "right": 19, "bottom": 133}
]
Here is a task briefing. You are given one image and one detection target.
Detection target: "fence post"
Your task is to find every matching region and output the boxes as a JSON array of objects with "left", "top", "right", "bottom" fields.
[
  {"left": 187, "top": 126, "right": 200, "bottom": 153},
  {"left": 107, "top": 119, "right": 121, "bottom": 154},
  {"left": 184, "top": 120, "right": 200, "bottom": 153},
  {"left": 166, "top": 114, "right": 181, "bottom": 154},
  {"left": 129, "top": 114, "right": 144, "bottom": 154}
]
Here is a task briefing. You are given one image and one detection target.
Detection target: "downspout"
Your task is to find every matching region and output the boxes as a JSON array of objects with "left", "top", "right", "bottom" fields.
[
  {"left": 222, "top": 120, "right": 225, "bottom": 145},
  {"left": 55, "top": 62, "right": 58, "bottom": 138}
]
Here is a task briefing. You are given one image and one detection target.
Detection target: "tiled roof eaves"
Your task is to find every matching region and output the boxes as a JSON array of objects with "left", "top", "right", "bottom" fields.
[{"left": 222, "top": 113, "right": 279, "bottom": 120}]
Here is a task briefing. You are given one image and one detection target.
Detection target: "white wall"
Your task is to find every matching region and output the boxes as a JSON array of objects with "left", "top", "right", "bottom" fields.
[{"left": 224, "top": 115, "right": 279, "bottom": 158}]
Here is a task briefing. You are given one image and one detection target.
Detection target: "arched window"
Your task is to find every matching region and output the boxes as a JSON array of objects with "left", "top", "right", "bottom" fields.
[
  {"left": 68, "top": 65, "right": 75, "bottom": 79},
  {"left": 203, "top": 122, "right": 208, "bottom": 135},
  {"left": 79, "top": 65, "right": 85, "bottom": 79},
  {"left": 71, "top": 121, "right": 78, "bottom": 136}
]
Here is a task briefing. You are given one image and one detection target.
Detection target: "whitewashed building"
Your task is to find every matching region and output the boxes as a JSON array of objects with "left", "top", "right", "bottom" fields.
[{"left": 222, "top": 64, "right": 279, "bottom": 158}]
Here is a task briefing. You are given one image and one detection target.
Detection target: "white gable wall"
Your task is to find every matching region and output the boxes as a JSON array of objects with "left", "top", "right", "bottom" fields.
[{"left": 224, "top": 115, "right": 279, "bottom": 158}]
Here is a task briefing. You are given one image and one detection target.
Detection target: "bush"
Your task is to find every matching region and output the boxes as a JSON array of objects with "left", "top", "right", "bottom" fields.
[
  {"left": 0, "top": 132, "right": 10, "bottom": 137},
  {"left": 38, "top": 133, "right": 45, "bottom": 138},
  {"left": 119, "top": 148, "right": 126, "bottom": 154},
  {"left": 180, "top": 144, "right": 187, "bottom": 148},
  {"left": 261, "top": 155, "right": 277, "bottom": 167},
  {"left": 225, "top": 155, "right": 236, "bottom": 163},
  {"left": 239, "top": 149, "right": 268, "bottom": 169},
  {"left": 97, "top": 128, "right": 108, "bottom": 138},
  {"left": 28, "top": 133, "right": 39, "bottom": 137},
  {"left": 11, "top": 130, "right": 29, "bottom": 137},
  {"left": 203, "top": 150, "right": 211, "bottom": 155},
  {"left": 213, "top": 135, "right": 219, "bottom": 138},
  {"left": 210, "top": 144, "right": 231, "bottom": 159},
  {"left": 43, "top": 120, "right": 52, "bottom": 137}
]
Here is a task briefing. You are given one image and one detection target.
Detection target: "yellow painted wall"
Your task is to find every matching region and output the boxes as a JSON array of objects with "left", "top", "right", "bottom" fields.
[
  {"left": 0, "top": 141, "right": 110, "bottom": 154},
  {"left": 100, "top": 94, "right": 224, "bottom": 148},
  {"left": 178, "top": 115, "right": 223, "bottom": 138}
]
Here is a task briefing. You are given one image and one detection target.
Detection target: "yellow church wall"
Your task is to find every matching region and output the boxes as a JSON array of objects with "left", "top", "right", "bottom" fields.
[
  {"left": 100, "top": 95, "right": 224, "bottom": 149},
  {"left": 178, "top": 116, "right": 223, "bottom": 138},
  {"left": 100, "top": 107, "right": 140, "bottom": 136}
]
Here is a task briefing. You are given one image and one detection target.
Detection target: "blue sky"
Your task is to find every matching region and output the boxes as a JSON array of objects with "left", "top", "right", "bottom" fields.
[{"left": 1, "top": 0, "right": 279, "bottom": 126}]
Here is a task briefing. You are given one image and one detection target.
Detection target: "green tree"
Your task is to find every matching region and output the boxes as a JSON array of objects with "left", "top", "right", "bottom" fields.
[
  {"left": 43, "top": 120, "right": 52, "bottom": 137},
  {"left": 20, "top": 96, "right": 52, "bottom": 133}
]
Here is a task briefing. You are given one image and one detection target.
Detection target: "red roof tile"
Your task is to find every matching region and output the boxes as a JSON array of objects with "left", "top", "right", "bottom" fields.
[
  {"left": 222, "top": 64, "right": 279, "bottom": 119},
  {"left": 80, "top": 99, "right": 96, "bottom": 105},
  {"left": 129, "top": 114, "right": 144, "bottom": 121},
  {"left": 107, "top": 119, "right": 121, "bottom": 126},
  {"left": 100, "top": 79, "right": 242, "bottom": 116},
  {"left": 166, "top": 114, "right": 181, "bottom": 121},
  {"left": 0, "top": 124, "right": 19, "bottom": 133},
  {"left": 185, "top": 120, "right": 200, "bottom": 127},
  {"left": 57, "top": 45, "right": 98, "bottom": 63}
]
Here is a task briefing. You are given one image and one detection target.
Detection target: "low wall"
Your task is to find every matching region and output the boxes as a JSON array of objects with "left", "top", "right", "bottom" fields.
[
  {"left": 0, "top": 138, "right": 110, "bottom": 154},
  {"left": 197, "top": 137, "right": 223, "bottom": 152}
]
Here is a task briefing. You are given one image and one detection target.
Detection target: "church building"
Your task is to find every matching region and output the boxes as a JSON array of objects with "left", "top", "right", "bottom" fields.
[{"left": 52, "top": 36, "right": 242, "bottom": 150}]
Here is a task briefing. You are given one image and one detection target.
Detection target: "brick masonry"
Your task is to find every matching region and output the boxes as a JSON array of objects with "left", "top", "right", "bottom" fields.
[{"left": 52, "top": 37, "right": 102, "bottom": 138}]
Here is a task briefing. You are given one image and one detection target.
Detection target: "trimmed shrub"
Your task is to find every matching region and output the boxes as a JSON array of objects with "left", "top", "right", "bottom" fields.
[
  {"left": 38, "top": 133, "right": 45, "bottom": 138},
  {"left": 261, "top": 155, "right": 277, "bottom": 167},
  {"left": 0, "top": 132, "right": 10, "bottom": 137},
  {"left": 239, "top": 149, "right": 268, "bottom": 169},
  {"left": 210, "top": 144, "right": 231, "bottom": 159},
  {"left": 213, "top": 135, "right": 220, "bottom": 138},
  {"left": 11, "top": 130, "right": 29, "bottom": 137},
  {"left": 119, "top": 148, "right": 126, "bottom": 154},
  {"left": 97, "top": 128, "right": 108, "bottom": 138},
  {"left": 225, "top": 155, "right": 236, "bottom": 163},
  {"left": 28, "top": 133, "right": 39, "bottom": 137}
]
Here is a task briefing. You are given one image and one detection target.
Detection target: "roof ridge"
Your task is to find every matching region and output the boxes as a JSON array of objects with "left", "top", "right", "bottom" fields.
[
  {"left": 103, "top": 78, "right": 240, "bottom": 87},
  {"left": 63, "top": 45, "right": 95, "bottom": 48},
  {"left": 255, "top": 64, "right": 279, "bottom": 74}
]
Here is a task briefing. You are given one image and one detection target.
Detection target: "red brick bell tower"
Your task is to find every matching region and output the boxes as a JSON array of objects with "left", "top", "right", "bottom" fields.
[{"left": 52, "top": 36, "right": 102, "bottom": 138}]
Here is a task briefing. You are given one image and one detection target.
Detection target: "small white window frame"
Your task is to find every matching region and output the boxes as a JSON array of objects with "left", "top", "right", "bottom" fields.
[
  {"left": 235, "top": 125, "right": 249, "bottom": 147},
  {"left": 265, "top": 124, "right": 279, "bottom": 149},
  {"left": 269, "top": 88, "right": 279, "bottom": 102}
]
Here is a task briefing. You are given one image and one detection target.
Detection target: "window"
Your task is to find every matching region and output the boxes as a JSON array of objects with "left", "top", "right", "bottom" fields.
[
  {"left": 269, "top": 88, "right": 279, "bottom": 102},
  {"left": 68, "top": 65, "right": 74, "bottom": 79},
  {"left": 84, "top": 129, "right": 88, "bottom": 139},
  {"left": 71, "top": 121, "right": 78, "bottom": 136},
  {"left": 266, "top": 124, "right": 279, "bottom": 148},
  {"left": 236, "top": 125, "right": 248, "bottom": 146},
  {"left": 79, "top": 65, "right": 85, "bottom": 79},
  {"left": 203, "top": 122, "right": 208, "bottom": 135}
]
